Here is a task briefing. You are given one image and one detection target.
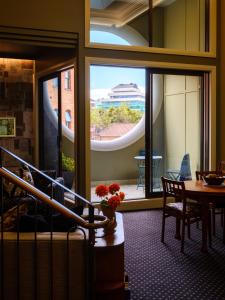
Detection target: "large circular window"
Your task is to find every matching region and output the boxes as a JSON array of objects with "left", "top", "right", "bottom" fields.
[
  {"left": 90, "top": 65, "right": 163, "bottom": 151},
  {"left": 43, "top": 41, "right": 163, "bottom": 152},
  {"left": 90, "top": 24, "right": 148, "bottom": 46}
]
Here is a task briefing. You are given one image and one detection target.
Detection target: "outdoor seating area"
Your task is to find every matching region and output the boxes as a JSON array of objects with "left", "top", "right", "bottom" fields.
[{"left": 134, "top": 153, "right": 163, "bottom": 190}]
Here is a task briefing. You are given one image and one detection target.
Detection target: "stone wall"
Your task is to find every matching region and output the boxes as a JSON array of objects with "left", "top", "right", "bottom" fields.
[{"left": 0, "top": 58, "right": 34, "bottom": 166}]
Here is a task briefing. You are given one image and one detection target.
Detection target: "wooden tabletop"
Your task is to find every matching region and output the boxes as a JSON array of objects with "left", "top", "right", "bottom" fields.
[
  {"left": 95, "top": 212, "right": 124, "bottom": 248},
  {"left": 184, "top": 180, "right": 225, "bottom": 197}
]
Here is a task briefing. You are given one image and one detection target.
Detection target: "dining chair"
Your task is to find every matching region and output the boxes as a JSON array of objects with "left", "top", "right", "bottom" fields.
[
  {"left": 196, "top": 170, "right": 225, "bottom": 238},
  {"left": 161, "top": 176, "right": 201, "bottom": 253}
]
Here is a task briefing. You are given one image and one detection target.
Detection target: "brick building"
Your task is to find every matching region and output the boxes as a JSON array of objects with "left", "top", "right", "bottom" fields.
[{"left": 48, "top": 68, "right": 75, "bottom": 132}]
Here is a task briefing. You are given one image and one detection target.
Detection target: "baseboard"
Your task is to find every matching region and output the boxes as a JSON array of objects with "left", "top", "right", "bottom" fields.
[
  {"left": 91, "top": 179, "right": 137, "bottom": 187},
  {"left": 118, "top": 198, "right": 163, "bottom": 211}
]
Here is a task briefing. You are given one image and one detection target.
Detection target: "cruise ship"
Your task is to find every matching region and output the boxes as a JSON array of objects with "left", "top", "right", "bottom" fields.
[{"left": 95, "top": 83, "right": 145, "bottom": 112}]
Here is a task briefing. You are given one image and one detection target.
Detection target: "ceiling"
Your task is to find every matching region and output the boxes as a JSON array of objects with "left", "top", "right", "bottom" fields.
[
  {"left": 91, "top": 0, "right": 176, "bottom": 27},
  {"left": 0, "top": 40, "right": 77, "bottom": 72},
  {"left": 0, "top": 40, "right": 75, "bottom": 60}
]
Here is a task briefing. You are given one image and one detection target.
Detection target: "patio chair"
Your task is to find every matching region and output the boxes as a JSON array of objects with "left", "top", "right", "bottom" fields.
[
  {"left": 166, "top": 153, "right": 192, "bottom": 181},
  {"left": 161, "top": 176, "right": 202, "bottom": 253}
]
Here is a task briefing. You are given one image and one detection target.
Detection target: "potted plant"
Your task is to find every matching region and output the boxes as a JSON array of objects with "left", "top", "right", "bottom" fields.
[
  {"left": 95, "top": 183, "right": 125, "bottom": 233},
  {"left": 62, "top": 153, "right": 75, "bottom": 189}
]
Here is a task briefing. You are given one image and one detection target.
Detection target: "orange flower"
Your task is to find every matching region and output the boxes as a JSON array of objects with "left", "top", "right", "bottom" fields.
[
  {"left": 108, "top": 195, "right": 121, "bottom": 209},
  {"left": 119, "top": 191, "right": 125, "bottom": 201},
  {"left": 109, "top": 183, "right": 120, "bottom": 194},
  {"left": 95, "top": 184, "right": 108, "bottom": 197}
]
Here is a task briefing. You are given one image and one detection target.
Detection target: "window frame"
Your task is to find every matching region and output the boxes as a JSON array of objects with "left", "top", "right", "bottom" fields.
[
  {"left": 64, "top": 70, "right": 72, "bottom": 90},
  {"left": 146, "top": 68, "right": 209, "bottom": 198},
  {"left": 85, "top": 57, "right": 216, "bottom": 202},
  {"left": 85, "top": 0, "right": 216, "bottom": 58}
]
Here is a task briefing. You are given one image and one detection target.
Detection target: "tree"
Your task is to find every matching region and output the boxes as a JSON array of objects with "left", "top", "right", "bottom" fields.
[
  {"left": 91, "top": 108, "right": 112, "bottom": 129},
  {"left": 91, "top": 104, "right": 143, "bottom": 131}
]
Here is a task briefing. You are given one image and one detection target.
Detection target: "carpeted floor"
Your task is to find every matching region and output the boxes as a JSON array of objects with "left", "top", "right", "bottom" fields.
[{"left": 123, "top": 210, "right": 225, "bottom": 300}]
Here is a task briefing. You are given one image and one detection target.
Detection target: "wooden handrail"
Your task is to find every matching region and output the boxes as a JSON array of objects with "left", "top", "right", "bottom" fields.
[{"left": 0, "top": 167, "right": 109, "bottom": 229}]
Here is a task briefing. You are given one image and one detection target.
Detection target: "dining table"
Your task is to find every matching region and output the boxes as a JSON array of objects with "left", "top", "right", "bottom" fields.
[{"left": 184, "top": 180, "right": 225, "bottom": 252}]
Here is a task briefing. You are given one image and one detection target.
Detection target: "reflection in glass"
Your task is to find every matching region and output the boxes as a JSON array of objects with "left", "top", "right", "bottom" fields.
[
  {"left": 90, "top": 0, "right": 150, "bottom": 46},
  {"left": 152, "top": 0, "right": 206, "bottom": 51},
  {"left": 61, "top": 69, "right": 75, "bottom": 132},
  {"left": 90, "top": 0, "right": 208, "bottom": 52},
  {"left": 41, "top": 69, "right": 76, "bottom": 190},
  {"left": 151, "top": 73, "right": 201, "bottom": 191},
  {"left": 42, "top": 78, "right": 59, "bottom": 172},
  {"left": 61, "top": 68, "right": 75, "bottom": 189}
]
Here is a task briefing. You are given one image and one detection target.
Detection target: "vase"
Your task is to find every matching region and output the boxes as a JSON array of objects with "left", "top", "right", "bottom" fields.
[{"left": 100, "top": 205, "right": 117, "bottom": 234}]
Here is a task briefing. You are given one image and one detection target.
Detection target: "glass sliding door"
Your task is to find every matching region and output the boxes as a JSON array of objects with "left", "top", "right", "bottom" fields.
[
  {"left": 146, "top": 69, "right": 203, "bottom": 195},
  {"left": 40, "top": 75, "right": 61, "bottom": 174},
  {"left": 39, "top": 67, "right": 76, "bottom": 189},
  {"left": 61, "top": 68, "right": 75, "bottom": 189}
]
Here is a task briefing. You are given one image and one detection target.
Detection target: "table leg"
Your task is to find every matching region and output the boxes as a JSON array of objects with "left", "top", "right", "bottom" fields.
[{"left": 201, "top": 200, "right": 209, "bottom": 253}]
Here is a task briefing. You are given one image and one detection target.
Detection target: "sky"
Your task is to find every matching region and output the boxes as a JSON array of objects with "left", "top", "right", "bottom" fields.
[
  {"left": 90, "top": 30, "right": 130, "bottom": 46},
  {"left": 90, "top": 30, "right": 146, "bottom": 100},
  {"left": 90, "top": 66, "right": 146, "bottom": 100}
]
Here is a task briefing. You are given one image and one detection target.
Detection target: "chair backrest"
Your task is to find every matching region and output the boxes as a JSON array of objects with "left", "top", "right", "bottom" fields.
[
  {"left": 161, "top": 176, "right": 186, "bottom": 207},
  {"left": 195, "top": 170, "right": 220, "bottom": 180},
  {"left": 179, "top": 153, "right": 192, "bottom": 181}
]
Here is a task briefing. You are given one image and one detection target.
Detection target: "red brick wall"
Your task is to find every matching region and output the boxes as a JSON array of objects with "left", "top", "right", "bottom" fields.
[{"left": 48, "top": 68, "right": 75, "bottom": 132}]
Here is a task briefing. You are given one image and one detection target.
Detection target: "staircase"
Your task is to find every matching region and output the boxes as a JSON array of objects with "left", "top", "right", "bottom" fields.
[{"left": 0, "top": 147, "right": 114, "bottom": 300}]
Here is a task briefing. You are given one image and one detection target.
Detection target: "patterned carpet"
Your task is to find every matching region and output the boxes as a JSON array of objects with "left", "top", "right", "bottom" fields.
[{"left": 123, "top": 210, "right": 225, "bottom": 300}]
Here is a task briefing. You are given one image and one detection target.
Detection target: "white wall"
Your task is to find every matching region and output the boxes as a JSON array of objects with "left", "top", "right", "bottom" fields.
[
  {"left": 164, "top": 0, "right": 205, "bottom": 51},
  {"left": 164, "top": 75, "right": 201, "bottom": 177}
]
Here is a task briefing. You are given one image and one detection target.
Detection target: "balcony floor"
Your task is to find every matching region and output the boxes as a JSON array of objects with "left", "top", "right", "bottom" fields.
[{"left": 91, "top": 183, "right": 162, "bottom": 202}]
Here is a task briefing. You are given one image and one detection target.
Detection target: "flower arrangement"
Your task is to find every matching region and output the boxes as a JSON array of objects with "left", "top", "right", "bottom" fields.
[{"left": 95, "top": 183, "right": 125, "bottom": 210}]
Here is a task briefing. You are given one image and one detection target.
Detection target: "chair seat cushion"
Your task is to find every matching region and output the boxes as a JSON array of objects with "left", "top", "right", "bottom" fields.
[
  {"left": 166, "top": 202, "right": 201, "bottom": 215},
  {"left": 166, "top": 202, "right": 183, "bottom": 211}
]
